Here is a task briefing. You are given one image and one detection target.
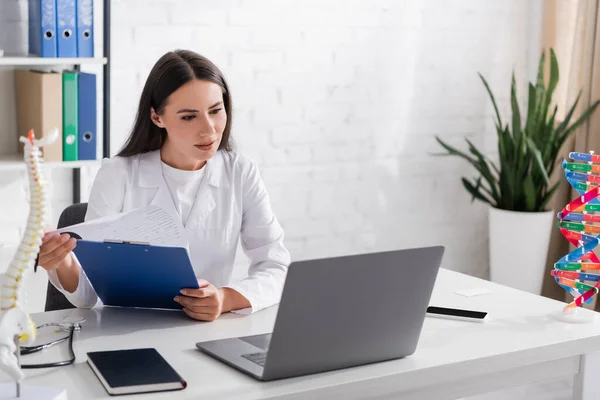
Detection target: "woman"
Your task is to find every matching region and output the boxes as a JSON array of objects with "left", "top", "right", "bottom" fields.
[{"left": 39, "top": 49, "right": 291, "bottom": 321}]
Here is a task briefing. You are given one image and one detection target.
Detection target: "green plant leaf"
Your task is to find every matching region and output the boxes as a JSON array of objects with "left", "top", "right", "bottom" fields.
[
  {"left": 464, "top": 138, "right": 500, "bottom": 202},
  {"left": 525, "top": 83, "right": 536, "bottom": 135},
  {"left": 478, "top": 73, "right": 503, "bottom": 130},
  {"left": 474, "top": 176, "right": 499, "bottom": 202},
  {"left": 498, "top": 122, "right": 515, "bottom": 164},
  {"left": 526, "top": 137, "right": 550, "bottom": 185},
  {"left": 515, "top": 131, "right": 526, "bottom": 182},
  {"left": 542, "top": 48, "right": 560, "bottom": 120},
  {"left": 523, "top": 174, "right": 536, "bottom": 211},
  {"left": 536, "top": 51, "right": 545, "bottom": 89},
  {"left": 498, "top": 125, "right": 515, "bottom": 209},
  {"left": 433, "top": 48, "right": 600, "bottom": 213},
  {"left": 510, "top": 72, "right": 524, "bottom": 174},
  {"left": 532, "top": 51, "right": 547, "bottom": 141},
  {"left": 479, "top": 181, "right": 497, "bottom": 199},
  {"left": 560, "top": 99, "right": 600, "bottom": 142},
  {"left": 434, "top": 136, "right": 478, "bottom": 164},
  {"left": 488, "top": 158, "right": 500, "bottom": 175},
  {"left": 462, "top": 177, "right": 495, "bottom": 205},
  {"left": 434, "top": 137, "right": 501, "bottom": 205},
  {"left": 542, "top": 105, "right": 558, "bottom": 162},
  {"left": 510, "top": 72, "right": 522, "bottom": 141},
  {"left": 555, "top": 92, "right": 581, "bottom": 137}
]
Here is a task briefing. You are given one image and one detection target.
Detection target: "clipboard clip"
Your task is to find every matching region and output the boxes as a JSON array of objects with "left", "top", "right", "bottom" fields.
[{"left": 103, "top": 239, "right": 150, "bottom": 245}]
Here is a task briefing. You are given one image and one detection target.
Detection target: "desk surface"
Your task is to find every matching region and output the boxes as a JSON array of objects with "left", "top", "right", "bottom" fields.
[{"left": 10, "top": 268, "right": 600, "bottom": 399}]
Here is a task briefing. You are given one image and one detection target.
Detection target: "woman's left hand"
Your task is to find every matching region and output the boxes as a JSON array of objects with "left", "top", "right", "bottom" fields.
[{"left": 175, "top": 279, "right": 224, "bottom": 321}]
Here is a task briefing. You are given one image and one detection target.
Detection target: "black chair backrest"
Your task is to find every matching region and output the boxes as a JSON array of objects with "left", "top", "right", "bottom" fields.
[{"left": 44, "top": 203, "right": 88, "bottom": 311}]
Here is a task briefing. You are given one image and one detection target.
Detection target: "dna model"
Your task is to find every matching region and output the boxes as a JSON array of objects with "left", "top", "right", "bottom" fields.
[{"left": 554, "top": 151, "right": 600, "bottom": 314}]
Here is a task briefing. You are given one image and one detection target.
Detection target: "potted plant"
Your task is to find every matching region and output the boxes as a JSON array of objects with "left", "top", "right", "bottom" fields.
[{"left": 434, "top": 48, "right": 600, "bottom": 295}]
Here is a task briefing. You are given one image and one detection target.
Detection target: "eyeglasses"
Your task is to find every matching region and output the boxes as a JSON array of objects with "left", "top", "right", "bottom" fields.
[{"left": 20, "top": 316, "right": 85, "bottom": 369}]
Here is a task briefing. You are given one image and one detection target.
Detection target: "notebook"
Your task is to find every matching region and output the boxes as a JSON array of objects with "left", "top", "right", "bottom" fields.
[{"left": 87, "top": 348, "right": 187, "bottom": 395}]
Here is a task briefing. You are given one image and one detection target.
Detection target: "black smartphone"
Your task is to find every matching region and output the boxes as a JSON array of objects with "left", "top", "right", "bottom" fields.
[{"left": 426, "top": 306, "right": 488, "bottom": 322}]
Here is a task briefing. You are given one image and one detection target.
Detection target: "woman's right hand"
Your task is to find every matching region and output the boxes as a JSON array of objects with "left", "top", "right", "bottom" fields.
[{"left": 38, "top": 232, "right": 77, "bottom": 271}]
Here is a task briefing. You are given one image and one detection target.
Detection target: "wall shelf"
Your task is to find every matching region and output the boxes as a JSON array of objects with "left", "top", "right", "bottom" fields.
[
  {"left": 0, "top": 153, "right": 101, "bottom": 171},
  {"left": 0, "top": 0, "right": 111, "bottom": 204},
  {"left": 0, "top": 55, "right": 108, "bottom": 66}
]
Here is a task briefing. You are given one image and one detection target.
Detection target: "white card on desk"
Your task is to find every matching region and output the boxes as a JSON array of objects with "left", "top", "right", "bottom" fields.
[{"left": 454, "top": 288, "right": 492, "bottom": 297}]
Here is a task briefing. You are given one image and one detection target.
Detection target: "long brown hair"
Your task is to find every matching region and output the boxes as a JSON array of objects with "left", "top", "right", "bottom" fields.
[{"left": 117, "top": 50, "right": 233, "bottom": 157}]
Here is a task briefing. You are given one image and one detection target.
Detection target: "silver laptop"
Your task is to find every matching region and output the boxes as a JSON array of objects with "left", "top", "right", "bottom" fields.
[{"left": 195, "top": 245, "right": 445, "bottom": 381}]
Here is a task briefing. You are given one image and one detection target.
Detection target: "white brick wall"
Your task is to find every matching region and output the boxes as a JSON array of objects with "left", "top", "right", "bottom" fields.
[{"left": 0, "top": 0, "right": 541, "bottom": 312}]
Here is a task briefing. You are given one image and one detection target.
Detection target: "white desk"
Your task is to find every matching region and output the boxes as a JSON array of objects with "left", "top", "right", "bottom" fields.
[{"left": 8, "top": 268, "right": 600, "bottom": 399}]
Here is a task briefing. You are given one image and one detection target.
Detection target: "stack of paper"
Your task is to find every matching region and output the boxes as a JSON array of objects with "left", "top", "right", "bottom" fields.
[{"left": 55, "top": 205, "right": 189, "bottom": 249}]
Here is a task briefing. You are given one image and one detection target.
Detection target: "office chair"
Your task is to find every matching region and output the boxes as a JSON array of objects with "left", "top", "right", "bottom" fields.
[{"left": 44, "top": 202, "right": 88, "bottom": 311}]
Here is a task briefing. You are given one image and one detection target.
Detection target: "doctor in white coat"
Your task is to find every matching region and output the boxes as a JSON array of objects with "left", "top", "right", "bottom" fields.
[{"left": 38, "top": 49, "right": 291, "bottom": 321}]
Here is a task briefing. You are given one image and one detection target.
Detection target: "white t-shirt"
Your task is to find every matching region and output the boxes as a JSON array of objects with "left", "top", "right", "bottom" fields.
[{"left": 160, "top": 161, "right": 206, "bottom": 226}]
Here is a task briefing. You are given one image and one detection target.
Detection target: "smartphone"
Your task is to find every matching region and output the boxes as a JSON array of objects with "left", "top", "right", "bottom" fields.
[{"left": 426, "top": 306, "right": 488, "bottom": 322}]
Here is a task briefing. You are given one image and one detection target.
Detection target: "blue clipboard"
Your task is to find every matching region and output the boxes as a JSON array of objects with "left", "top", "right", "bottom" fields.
[{"left": 72, "top": 240, "right": 199, "bottom": 310}]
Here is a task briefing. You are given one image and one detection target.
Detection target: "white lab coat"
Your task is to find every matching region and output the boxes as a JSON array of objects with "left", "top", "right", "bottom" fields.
[{"left": 47, "top": 149, "right": 291, "bottom": 314}]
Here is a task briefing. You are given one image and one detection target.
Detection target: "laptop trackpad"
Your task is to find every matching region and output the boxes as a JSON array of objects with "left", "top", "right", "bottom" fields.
[{"left": 240, "top": 334, "right": 272, "bottom": 350}]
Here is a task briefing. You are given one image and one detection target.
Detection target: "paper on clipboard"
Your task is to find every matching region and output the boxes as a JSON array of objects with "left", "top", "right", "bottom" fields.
[{"left": 55, "top": 205, "right": 189, "bottom": 249}]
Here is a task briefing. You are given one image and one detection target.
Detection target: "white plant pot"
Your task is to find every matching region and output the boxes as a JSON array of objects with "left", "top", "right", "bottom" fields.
[{"left": 488, "top": 207, "right": 555, "bottom": 295}]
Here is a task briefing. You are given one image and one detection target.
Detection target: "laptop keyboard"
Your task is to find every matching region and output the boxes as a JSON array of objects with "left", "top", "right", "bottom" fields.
[
  {"left": 240, "top": 333, "right": 272, "bottom": 350},
  {"left": 242, "top": 351, "right": 267, "bottom": 367}
]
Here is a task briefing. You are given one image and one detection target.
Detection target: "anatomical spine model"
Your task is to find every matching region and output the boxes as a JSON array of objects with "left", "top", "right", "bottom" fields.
[{"left": 0, "top": 128, "right": 57, "bottom": 382}]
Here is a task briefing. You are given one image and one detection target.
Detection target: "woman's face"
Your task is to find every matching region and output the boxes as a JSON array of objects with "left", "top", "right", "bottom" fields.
[{"left": 151, "top": 79, "right": 227, "bottom": 170}]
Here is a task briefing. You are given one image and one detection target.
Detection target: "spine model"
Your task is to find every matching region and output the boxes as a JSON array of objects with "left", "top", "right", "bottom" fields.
[{"left": 0, "top": 128, "right": 57, "bottom": 382}]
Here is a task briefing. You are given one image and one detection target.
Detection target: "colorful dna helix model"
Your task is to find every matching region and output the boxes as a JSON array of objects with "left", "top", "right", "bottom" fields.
[{"left": 554, "top": 151, "right": 600, "bottom": 312}]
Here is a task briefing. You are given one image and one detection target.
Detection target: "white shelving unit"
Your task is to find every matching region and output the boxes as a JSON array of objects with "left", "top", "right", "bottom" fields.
[
  {"left": 0, "top": 0, "right": 111, "bottom": 203},
  {"left": 0, "top": 55, "right": 108, "bottom": 194},
  {"left": 0, "top": 55, "right": 107, "bottom": 66},
  {"left": 0, "top": 153, "right": 100, "bottom": 171},
  {"left": 0, "top": 54, "right": 106, "bottom": 173},
  {"left": 0, "top": 55, "right": 106, "bottom": 173},
  {"left": 0, "top": 55, "right": 107, "bottom": 173}
]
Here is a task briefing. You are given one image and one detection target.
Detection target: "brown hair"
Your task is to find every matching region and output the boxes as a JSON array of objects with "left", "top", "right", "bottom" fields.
[{"left": 117, "top": 49, "right": 233, "bottom": 157}]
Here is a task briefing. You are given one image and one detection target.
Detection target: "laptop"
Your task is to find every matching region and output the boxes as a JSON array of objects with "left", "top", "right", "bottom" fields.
[{"left": 195, "top": 245, "right": 445, "bottom": 381}]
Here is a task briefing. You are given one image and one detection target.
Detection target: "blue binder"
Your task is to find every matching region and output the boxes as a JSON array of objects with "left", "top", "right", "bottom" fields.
[
  {"left": 72, "top": 240, "right": 200, "bottom": 310},
  {"left": 77, "top": 72, "right": 97, "bottom": 160},
  {"left": 76, "top": 0, "right": 94, "bottom": 57},
  {"left": 28, "top": 0, "right": 58, "bottom": 57},
  {"left": 56, "top": 0, "right": 77, "bottom": 57}
]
